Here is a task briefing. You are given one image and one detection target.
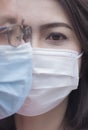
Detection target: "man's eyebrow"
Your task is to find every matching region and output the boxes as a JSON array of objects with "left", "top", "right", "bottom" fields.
[
  {"left": 40, "top": 22, "right": 73, "bottom": 31},
  {"left": 0, "top": 16, "right": 18, "bottom": 24}
]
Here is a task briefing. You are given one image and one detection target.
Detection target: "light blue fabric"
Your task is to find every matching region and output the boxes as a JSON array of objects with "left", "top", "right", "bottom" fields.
[{"left": 0, "top": 42, "right": 32, "bottom": 119}]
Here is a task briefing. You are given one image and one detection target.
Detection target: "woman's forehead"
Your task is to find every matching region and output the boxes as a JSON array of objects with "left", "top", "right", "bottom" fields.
[{"left": 16, "top": 0, "right": 70, "bottom": 26}]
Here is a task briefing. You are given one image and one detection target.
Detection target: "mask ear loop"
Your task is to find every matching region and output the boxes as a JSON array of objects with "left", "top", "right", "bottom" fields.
[
  {"left": 77, "top": 52, "right": 83, "bottom": 59},
  {"left": 77, "top": 52, "right": 83, "bottom": 79}
]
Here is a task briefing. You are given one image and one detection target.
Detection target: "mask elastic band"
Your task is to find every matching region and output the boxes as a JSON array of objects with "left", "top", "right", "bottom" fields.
[{"left": 77, "top": 52, "right": 83, "bottom": 59}]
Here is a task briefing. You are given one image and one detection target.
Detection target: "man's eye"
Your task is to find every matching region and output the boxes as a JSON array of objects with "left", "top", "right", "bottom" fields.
[
  {"left": 0, "top": 26, "right": 13, "bottom": 36},
  {"left": 0, "top": 26, "right": 19, "bottom": 45},
  {"left": 3, "top": 30, "right": 13, "bottom": 36},
  {"left": 46, "top": 33, "right": 67, "bottom": 41}
]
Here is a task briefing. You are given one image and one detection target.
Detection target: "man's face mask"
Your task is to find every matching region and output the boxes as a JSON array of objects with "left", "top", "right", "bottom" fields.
[{"left": 0, "top": 23, "right": 32, "bottom": 119}]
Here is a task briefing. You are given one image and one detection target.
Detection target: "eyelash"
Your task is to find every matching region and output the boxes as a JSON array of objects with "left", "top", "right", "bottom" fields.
[{"left": 46, "top": 32, "right": 67, "bottom": 41}]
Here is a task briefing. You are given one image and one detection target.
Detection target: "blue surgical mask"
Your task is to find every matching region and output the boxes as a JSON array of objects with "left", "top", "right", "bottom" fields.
[{"left": 0, "top": 42, "right": 32, "bottom": 119}]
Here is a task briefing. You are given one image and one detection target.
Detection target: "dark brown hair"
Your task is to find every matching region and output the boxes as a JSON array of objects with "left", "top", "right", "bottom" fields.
[{"left": 59, "top": 0, "right": 88, "bottom": 130}]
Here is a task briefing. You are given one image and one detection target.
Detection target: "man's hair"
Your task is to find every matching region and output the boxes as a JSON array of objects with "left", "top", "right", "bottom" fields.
[{"left": 59, "top": 0, "right": 88, "bottom": 129}]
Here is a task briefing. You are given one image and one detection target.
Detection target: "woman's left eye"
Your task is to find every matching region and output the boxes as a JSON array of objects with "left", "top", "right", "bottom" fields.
[{"left": 46, "top": 32, "right": 67, "bottom": 41}]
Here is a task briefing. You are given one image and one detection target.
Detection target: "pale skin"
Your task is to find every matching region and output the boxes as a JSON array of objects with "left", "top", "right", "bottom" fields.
[{"left": 0, "top": 0, "right": 81, "bottom": 130}]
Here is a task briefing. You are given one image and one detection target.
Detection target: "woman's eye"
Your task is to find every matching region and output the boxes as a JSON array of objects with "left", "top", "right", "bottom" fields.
[{"left": 46, "top": 33, "right": 67, "bottom": 41}]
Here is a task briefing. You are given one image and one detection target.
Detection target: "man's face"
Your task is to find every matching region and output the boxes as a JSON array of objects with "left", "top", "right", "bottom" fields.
[
  {"left": 0, "top": 0, "right": 17, "bottom": 24},
  {"left": 0, "top": 0, "right": 18, "bottom": 45}
]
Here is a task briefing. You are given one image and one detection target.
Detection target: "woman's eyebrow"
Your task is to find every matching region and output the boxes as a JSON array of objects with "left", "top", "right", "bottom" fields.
[{"left": 40, "top": 22, "right": 73, "bottom": 31}]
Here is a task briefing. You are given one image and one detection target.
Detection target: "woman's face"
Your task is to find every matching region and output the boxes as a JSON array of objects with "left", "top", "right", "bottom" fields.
[
  {"left": 0, "top": 0, "right": 81, "bottom": 53},
  {"left": 17, "top": 0, "right": 81, "bottom": 53}
]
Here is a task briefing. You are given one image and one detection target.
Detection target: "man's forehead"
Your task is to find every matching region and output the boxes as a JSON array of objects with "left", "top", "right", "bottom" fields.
[
  {"left": 0, "top": 0, "right": 17, "bottom": 8},
  {"left": 0, "top": 0, "right": 18, "bottom": 25},
  {"left": 0, "top": 0, "right": 17, "bottom": 15}
]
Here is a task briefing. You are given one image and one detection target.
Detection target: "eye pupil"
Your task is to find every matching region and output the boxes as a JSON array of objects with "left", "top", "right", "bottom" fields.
[
  {"left": 47, "top": 33, "right": 66, "bottom": 41},
  {"left": 52, "top": 34, "right": 60, "bottom": 40}
]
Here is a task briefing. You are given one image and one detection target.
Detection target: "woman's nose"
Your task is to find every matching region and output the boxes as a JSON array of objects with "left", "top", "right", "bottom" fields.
[
  {"left": 31, "top": 41, "right": 40, "bottom": 48},
  {"left": 31, "top": 35, "right": 41, "bottom": 48}
]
